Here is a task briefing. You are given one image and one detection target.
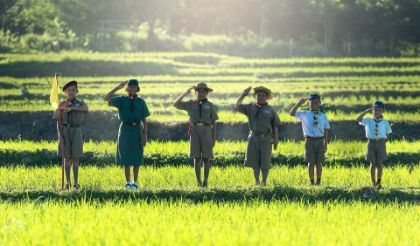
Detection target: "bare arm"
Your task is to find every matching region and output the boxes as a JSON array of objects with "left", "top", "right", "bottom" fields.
[
  {"left": 212, "top": 121, "right": 217, "bottom": 147},
  {"left": 272, "top": 126, "right": 279, "bottom": 150},
  {"left": 324, "top": 129, "right": 329, "bottom": 152},
  {"left": 356, "top": 108, "right": 372, "bottom": 122},
  {"left": 142, "top": 118, "right": 148, "bottom": 147},
  {"left": 289, "top": 98, "right": 307, "bottom": 117},
  {"left": 236, "top": 86, "right": 252, "bottom": 111},
  {"left": 103, "top": 81, "right": 127, "bottom": 101},
  {"left": 174, "top": 87, "right": 194, "bottom": 109}
]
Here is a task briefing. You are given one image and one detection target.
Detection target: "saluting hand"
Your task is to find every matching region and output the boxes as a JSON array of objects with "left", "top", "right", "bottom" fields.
[
  {"left": 116, "top": 81, "right": 128, "bottom": 90},
  {"left": 298, "top": 98, "right": 307, "bottom": 105},
  {"left": 242, "top": 86, "right": 252, "bottom": 96},
  {"left": 186, "top": 86, "right": 195, "bottom": 94}
]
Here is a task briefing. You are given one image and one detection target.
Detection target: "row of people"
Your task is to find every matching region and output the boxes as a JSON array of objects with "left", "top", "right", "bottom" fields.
[{"left": 54, "top": 79, "right": 392, "bottom": 190}]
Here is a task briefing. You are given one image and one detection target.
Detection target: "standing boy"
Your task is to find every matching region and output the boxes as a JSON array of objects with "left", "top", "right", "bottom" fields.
[
  {"left": 289, "top": 94, "right": 330, "bottom": 186},
  {"left": 174, "top": 82, "right": 219, "bottom": 188},
  {"left": 54, "top": 80, "right": 88, "bottom": 190},
  {"left": 103, "top": 79, "right": 150, "bottom": 190},
  {"left": 356, "top": 100, "right": 392, "bottom": 189},
  {"left": 236, "top": 86, "right": 281, "bottom": 186}
]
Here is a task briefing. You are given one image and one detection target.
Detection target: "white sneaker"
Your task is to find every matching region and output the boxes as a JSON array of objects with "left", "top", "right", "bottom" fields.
[{"left": 131, "top": 182, "right": 139, "bottom": 190}]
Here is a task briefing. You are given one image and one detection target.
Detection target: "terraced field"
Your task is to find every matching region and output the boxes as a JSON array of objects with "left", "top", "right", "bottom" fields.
[{"left": 0, "top": 52, "right": 418, "bottom": 245}]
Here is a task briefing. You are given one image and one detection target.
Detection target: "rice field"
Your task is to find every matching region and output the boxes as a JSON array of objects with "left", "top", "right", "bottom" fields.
[{"left": 1, "top": 52, "right": 419, "bottom": 245}]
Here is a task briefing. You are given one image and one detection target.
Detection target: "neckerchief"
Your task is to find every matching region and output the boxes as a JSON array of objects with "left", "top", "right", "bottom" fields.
[
  {"left": 129, "top": 95, "right": 137, "bottom": 112},
  {"left": 196, "top": 98, "right": 208, "bottom": 118}
]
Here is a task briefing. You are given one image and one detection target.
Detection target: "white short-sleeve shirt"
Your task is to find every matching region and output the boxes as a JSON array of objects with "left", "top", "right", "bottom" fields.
[
  {"left": 295, "top": 110, "right": 330, "bottom": 138},
  {"left": 359, "top": 117, "right": 392, "bottom": 139}
]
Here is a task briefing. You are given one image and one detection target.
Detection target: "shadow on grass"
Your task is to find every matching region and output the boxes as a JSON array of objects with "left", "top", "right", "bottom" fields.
[{"left": 1, "top": 186, "right": 418, "bottom": 204}]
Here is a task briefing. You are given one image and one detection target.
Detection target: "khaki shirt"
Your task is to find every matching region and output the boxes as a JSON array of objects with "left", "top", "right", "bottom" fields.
[
  {"left": 176, "top": 99, "right": 219, "bottom": 124},
  {"left": 55, "top": 99, "right": 88, "bottom": 125},
  {"left": 238, "top": 103, "right": 281, "bottom": 134}
]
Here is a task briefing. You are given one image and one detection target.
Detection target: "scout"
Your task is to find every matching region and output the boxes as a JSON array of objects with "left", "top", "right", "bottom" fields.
[
  {"left": 174, "top": 82, "right": 219, "bottom": 188},
  {"left": 54, "top": 80, "right": 88, "bottom": 190},
  {"left": 236, "top": 86, "right": 281, "bottom": 186},
  {"left": 356, "top": 100, "right": 392, "bottom": 189},
  {"left": 289, "top": 94, "right": 330, "bottom": 186},
  {"left": 103, "top": 79, "right": 150, "bottom": 190}
]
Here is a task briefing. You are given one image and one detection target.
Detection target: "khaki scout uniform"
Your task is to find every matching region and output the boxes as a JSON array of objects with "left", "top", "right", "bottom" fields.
[
  {"left": 55, "top": 99, "right": 88, "bottom": 158},
  {"left": 177, "top": 99, "right": 219, "bottom": 159},
  {"left": 238, "top": 103, "right": 281, "bottom": 170}
]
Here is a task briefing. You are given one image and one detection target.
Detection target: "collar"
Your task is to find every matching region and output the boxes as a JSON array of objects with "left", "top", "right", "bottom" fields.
[
  {"left": 196, "top": 98, "right": 208, "bottom": 104},
  {"left": 256, "top": 103, "right": 268, "bottom": 108},
  {"left": 129, "top": 95, "right": 138, "bottom": 100}
]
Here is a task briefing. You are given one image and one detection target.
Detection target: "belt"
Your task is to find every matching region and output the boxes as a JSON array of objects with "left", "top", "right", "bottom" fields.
[
  {"left": 368, "top": 138, "right": 386, "bottom": 141},
  {"left": 304, "top": 136, "right": 324, "bottom": 140},
  {"left": 62, "top": 123, "right": 80, "bottom": 128},
  {"left": 250, "top": 132, "right": 271, "bottom": 137},
  {"left": 123, "top": 121, "right": 141, "bottom": 126},
  {"left": 191, "top": 122, "right": 212, "bottom": 127}
]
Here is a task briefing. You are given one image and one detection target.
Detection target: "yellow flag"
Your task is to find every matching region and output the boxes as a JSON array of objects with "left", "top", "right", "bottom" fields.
[{"left": 50, "top": 74, "right": 59, "bottom": 109}]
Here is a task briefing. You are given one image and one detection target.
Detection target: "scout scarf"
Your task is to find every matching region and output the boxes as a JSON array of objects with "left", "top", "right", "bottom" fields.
[
  {"left": 311, "top": 110, "right": 320, "bottom": 127},
  {"left": 374, "top": 117, "right": 383, "bottom": 140},
  {"left": 255, "top": 103, "right": 268, "bottom": 116},
  {"left": 197, "top": 98, "right": 208, "bottom": 118},
  {"left": 129, "top": 95, "right": 137, "bottom": 112}
]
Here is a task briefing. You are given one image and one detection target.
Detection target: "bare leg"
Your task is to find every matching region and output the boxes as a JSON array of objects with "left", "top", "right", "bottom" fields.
[
  {"left": 124, "top": 166, "right": 131, "bottom": 183},
  {"left": 308, "top": 162, "right": 315, "bottom": 185},
  {"left": 315, "top": 162, "right": 322, "bottom": 185},
  {"left": 194, "top": 158, "right": 202, "bottom": 186},
  {"left": 202, "top": 158, "right": 210, "bottom": 187},
  {"left": 72, "top": 158, "right": 79, "bottom": 185},
  {"left": 64, "top": 158, "right": 71, "bottom": 185},
  {"left": 253, "top": 168, "right": 261, "bottom": 185},
  {"left": 261, "top": 169, "right": 269, "bottom": 186},
  {"left": 370, "top": 162, "right": 376, "bottom": 186},
  {"left": 376, "top": 161, "right": 383, "bottom": 188},
  {"left": 133, "top": 166, "right": 139, "bottom": 183}
]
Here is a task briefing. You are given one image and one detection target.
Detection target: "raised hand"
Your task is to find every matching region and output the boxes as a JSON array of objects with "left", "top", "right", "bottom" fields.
[
  {"left": 242, "top": 86, "right": 252, "bottom": 96},
  {"left": 116, "top": 81, "right": 128, "bottom": 90}
]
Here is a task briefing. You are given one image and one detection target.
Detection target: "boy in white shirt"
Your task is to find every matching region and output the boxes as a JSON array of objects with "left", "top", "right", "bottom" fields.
[
  {"left": 290, "top": 94, "right": 330, "bottom": 185},
  {"left": 356, "top": 100, "right": 392, "bottom": 189}
]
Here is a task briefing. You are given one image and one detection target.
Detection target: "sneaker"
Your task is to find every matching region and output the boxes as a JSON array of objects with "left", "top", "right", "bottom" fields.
[
  {"left": 73, "top": 184, "right": 80, "bottom": 190},
  {"left": 63, "top": 183, "right": 70, "bottom": 190},
  {"left": 131, "top": 182, "right": 139, "bottom": 190},
  {"left": 202, "top": 180, "right": 208, "bottom": 188},
  {"left": 125, "top": 183, "right": 132, "bottom": 189}
]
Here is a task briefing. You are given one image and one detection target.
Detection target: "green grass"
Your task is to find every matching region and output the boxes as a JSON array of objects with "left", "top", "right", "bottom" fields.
[
  {"left": 0, "top": 200, "right": 418, "bottom": 246},
  {"left": 1, "top": 140, "right": 419, "bottom": 167},
  {"left": 1, "top": 165, "right": 419, "bottom": 191}
]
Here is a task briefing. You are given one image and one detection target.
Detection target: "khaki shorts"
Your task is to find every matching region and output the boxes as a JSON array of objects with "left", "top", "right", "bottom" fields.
[
  {"left": 244, "top": 134, "right": 273, "bottom": 170},
  {"left": 190, "top": 125, "right": 214, "bottom": 159},
  {"left": 366, "top": 139, "right": 388, "bottom": 163},
  {"left": 58, "top": 126, "right": 84, "bottom": 159},
  {"left": 304, "top": 138, "right": 325, "bottom": 164}
]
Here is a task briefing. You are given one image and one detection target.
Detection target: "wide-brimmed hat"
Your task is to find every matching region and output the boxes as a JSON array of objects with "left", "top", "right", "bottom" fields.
[
  {"left": 372, "top": 100, "right": 385, "bottom": 109},
  {"left": 62, "top": 80, "right": 78, "bottom": 91},
  {"left": 253, "top": 86, "right": 273, "bottom": 99},
  {"left": 194, "top": 82, "right": 213, "bottom": 92}
]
